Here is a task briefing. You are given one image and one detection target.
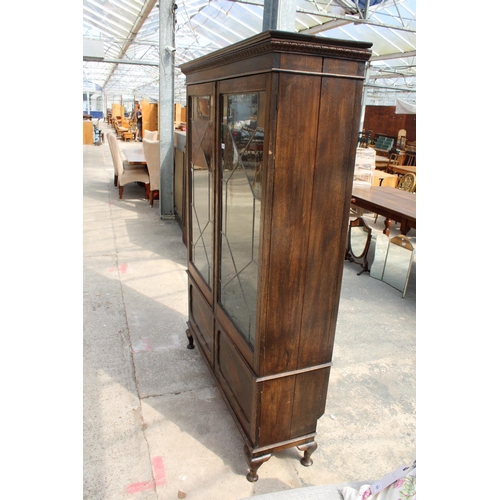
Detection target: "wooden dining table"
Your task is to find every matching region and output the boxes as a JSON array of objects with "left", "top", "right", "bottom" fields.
[
  {"left": 122, "top": 146, "right": 146, "bottom": 164},
  {"left": 351, "top": 185, "right": 416, "bottom": 236}
]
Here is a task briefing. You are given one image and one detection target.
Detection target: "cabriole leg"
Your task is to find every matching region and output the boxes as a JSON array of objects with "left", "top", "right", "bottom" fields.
[
  {"left": 298, "top": 440, "right": 318, "bottom": 467},
  {"left": 186, "top": 329, "right": 195, "bottom": 350},
  {"left": 244, "top": 446, "right": 271, "bottom": 482}
]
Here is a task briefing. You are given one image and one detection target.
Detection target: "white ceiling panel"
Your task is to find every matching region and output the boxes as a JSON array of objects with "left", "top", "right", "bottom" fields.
[{"left": 83, "top": 0, "right": 416, "bottom": 105}]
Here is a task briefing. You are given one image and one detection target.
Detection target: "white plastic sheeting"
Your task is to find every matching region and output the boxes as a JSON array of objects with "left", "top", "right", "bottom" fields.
[{"left": 395, "top": 98, "right": 416, "bottom": 114}]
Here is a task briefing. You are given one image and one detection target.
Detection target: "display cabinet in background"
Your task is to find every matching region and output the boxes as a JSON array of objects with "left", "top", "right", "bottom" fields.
[{"left": 180, "top": 30, "right": 371, "bottom": 482}]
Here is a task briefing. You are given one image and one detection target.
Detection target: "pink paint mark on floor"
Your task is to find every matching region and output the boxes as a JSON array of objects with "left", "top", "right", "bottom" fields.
[
  {"left": 107, "top": 263, "right": 129, "bottom": 274},
  {"left": 126, "top": 456, "right": 166, "bottom": 494},
  {"left": 153, "top": 456, "right": 167, "bottom": 486},
  {"left": 132, "top": 338, "right": 152, "bottom": 353},
  {"left": 117, "top": 263, "right": 129, "bottom": 274},
  {"left": 126, "top": 481, "right": 154, "bottom": 494}
]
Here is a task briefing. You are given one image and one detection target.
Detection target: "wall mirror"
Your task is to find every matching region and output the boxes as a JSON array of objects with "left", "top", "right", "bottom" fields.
[
  {"left": 345, "top": 217, "right": 372, "bottom": 275},
  {"left": 382, "top": 234, "right": 414, "bottom": 297}
]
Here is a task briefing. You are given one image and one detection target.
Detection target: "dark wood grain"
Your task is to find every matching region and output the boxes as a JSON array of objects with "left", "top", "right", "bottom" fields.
[{"left": 182, "top": 30, "right": 372, "bottom": 481}]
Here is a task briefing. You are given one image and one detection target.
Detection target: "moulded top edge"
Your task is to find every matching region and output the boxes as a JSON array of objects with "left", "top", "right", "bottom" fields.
[{"left": 180, "top": 30, "right": 372, "bottom": 75}]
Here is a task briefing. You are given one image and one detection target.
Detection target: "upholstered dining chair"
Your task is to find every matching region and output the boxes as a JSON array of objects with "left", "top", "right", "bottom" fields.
[
  {"left": 143, "top": 129, "right": 158, "bottom": 141},
  {"left": 108, "top": 133, "right": 150, "bottom": 200},
  {"left": 142, "top": 138, "right": 160, "bottom": 206},
  {"left": 108, "top": 133, "right": 144, "bottom": 186}
]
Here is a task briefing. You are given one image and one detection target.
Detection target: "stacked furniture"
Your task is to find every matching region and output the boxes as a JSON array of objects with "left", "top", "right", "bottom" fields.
[{"left": 374, "top": 135, "right": 394, "bottom": 151}]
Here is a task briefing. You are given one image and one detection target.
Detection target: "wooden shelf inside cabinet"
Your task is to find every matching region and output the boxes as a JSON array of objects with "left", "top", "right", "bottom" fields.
[{"left": 180, "top": 30, "right": 372, "bottom": 482}]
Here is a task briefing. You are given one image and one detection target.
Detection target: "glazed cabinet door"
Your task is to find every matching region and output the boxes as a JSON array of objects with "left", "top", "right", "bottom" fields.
[
  {"left": 187, "top": 83, "right": 216, "bottom": 363},
  {"left": 213, "top": 76, "right": 269, "bottom": 447},
  {"left": 215, "top": 75, "right": 268, "bottom": 369}
]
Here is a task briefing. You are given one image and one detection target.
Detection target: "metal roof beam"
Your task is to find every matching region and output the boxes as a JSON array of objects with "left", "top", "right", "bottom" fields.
[
  {"left": 298, "top": 9, "right": 415, "bottom": 33},
  {"left": 101, "top": 0, "right": 159, "bottom": 91},
  {"left": 370, "top": 50, "right": 416, "bottom": 61},
  {"left": 83, "top": 56, "right": 159, "bottom": 66}
]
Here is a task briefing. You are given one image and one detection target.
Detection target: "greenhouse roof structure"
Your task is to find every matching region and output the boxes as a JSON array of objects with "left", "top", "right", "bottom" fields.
[{"left": 83, "top": 0, "right": 416, "bottom": 107}]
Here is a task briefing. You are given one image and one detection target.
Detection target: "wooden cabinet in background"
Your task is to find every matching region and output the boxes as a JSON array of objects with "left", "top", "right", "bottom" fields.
[
  {"left": 180, "top": 30, "right": 371, "bottom": 482},
  {"left": 140, "top": 100, "right": 158, "bottom": 133},
  {"left": 174, "top": 103, "right": 187, "bottom": 123},
  {"left": 111, "top": 103, "right": 124, "bottom": 120},
  {"left": 83, "top": 121, "right": 94, "bottom": 145}
]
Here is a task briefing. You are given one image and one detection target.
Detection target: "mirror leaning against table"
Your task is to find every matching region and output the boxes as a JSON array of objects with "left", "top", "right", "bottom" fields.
[{"left": 347, "top": 146, "right": 416, "bottom": 297}]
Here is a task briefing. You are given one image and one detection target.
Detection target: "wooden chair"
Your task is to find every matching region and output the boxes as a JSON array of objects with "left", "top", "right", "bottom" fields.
[
  {"left": 142, "top": 138, "right": 160, "bottom": 206},
  {"left": 404, "top": 152, "right": 416, "bottom": 166},
  {"left": 384, "top": 152, "right": 402, "bottom": 174},
  {"left": 397, "top": 173, "right": 416, "bottom": 193}
]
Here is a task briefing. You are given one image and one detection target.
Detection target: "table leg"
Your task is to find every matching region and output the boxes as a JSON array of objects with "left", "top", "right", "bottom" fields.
[
  {"left": 383, "top": 218, "right": 392, "bottom": 236},
  {"left": 400, "top": 220, "right": 411, "bottom": 235}
]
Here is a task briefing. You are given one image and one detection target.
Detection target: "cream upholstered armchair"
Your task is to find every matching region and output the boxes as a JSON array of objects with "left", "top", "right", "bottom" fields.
[
  {"left": 108, "top": 133, "right": 150, "bottom": 200},
  {"left": 142, "top": 138, "right": 160, "bottom": 206},
  {"left": 143, "top": 129, "right": 158, "bottom": 141}
]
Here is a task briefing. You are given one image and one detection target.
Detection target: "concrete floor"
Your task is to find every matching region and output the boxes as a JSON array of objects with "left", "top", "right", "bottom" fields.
[{"left": 83, "top": 129, "right": 416, "bottom": 500}]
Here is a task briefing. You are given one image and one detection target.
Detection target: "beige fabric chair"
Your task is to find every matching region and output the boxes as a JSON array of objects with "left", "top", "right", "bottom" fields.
[
  {"left": 108, "top": 133, "right": 150, "bottom": 200},
  {"left": 143, "top": 129, "right": 158, "bottom": 141},
  {"left": 108, "top": 133, "right": 143, "bottom": 186},
  {"left": 142, "top": 138, "right": 160, "bottom": 206}
]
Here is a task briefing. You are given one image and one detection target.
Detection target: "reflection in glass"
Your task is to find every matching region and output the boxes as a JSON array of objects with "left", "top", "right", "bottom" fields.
[
  {"left": 382, "top": 235, "right": 414, "bottom": 297},
  {"left": 190, "top": 95, "right": 213, "bottom": 288},
  {"left": 219, "top": 93, "right": 266, "bottom": 347},
  {"left": 369, "top": 234, "right": 389, "bottom": 280},
  {"left": 345, "top": 217, "right": 372, "bottom": 275}
]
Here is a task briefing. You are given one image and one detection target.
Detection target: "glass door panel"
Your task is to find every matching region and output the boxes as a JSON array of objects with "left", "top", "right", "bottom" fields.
[
  {"left": 219, "top": 92, "right": 266, "bottom": 347},
  {"left": 189, "top": 95, "right": 214, "bottom": 289}
]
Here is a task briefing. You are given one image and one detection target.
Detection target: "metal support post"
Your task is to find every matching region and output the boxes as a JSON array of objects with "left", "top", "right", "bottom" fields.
[
  {"left": 262, "top": 0, "right": 297, "bottom": 31},
  {"left": 159, "top": 0, "right": 175, "bottom": 219}
]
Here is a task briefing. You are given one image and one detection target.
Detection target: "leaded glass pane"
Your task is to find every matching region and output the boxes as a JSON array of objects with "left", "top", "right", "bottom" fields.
[
  {"left": 219, "top": 92, "right": 265, "bottom": 347},
  {"left": 190, "top": 95, "right": 213, "bottom": 288}
]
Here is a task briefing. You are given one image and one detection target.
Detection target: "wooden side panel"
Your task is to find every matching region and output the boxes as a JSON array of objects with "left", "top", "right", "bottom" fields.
[
  {"left": 258, "top": 376, "right": 295, "bottom": 446},
  {"left": 297, "top": 65, "right": 365, "bottom": 369},
  {"left": 215, "top": 326, "right": 257, "bottom": 443},
  {"left": 258, "top": 368, "right": 330, "bottom": 446},
  {"left": 260, "top": 55, "right": 323, "bottom": 376},
  {"left": 290, "top": 368, "right": 330, "bottom": 438},
  {"left": 188, "top": 278, "right": 214, "bottom": 364}
]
